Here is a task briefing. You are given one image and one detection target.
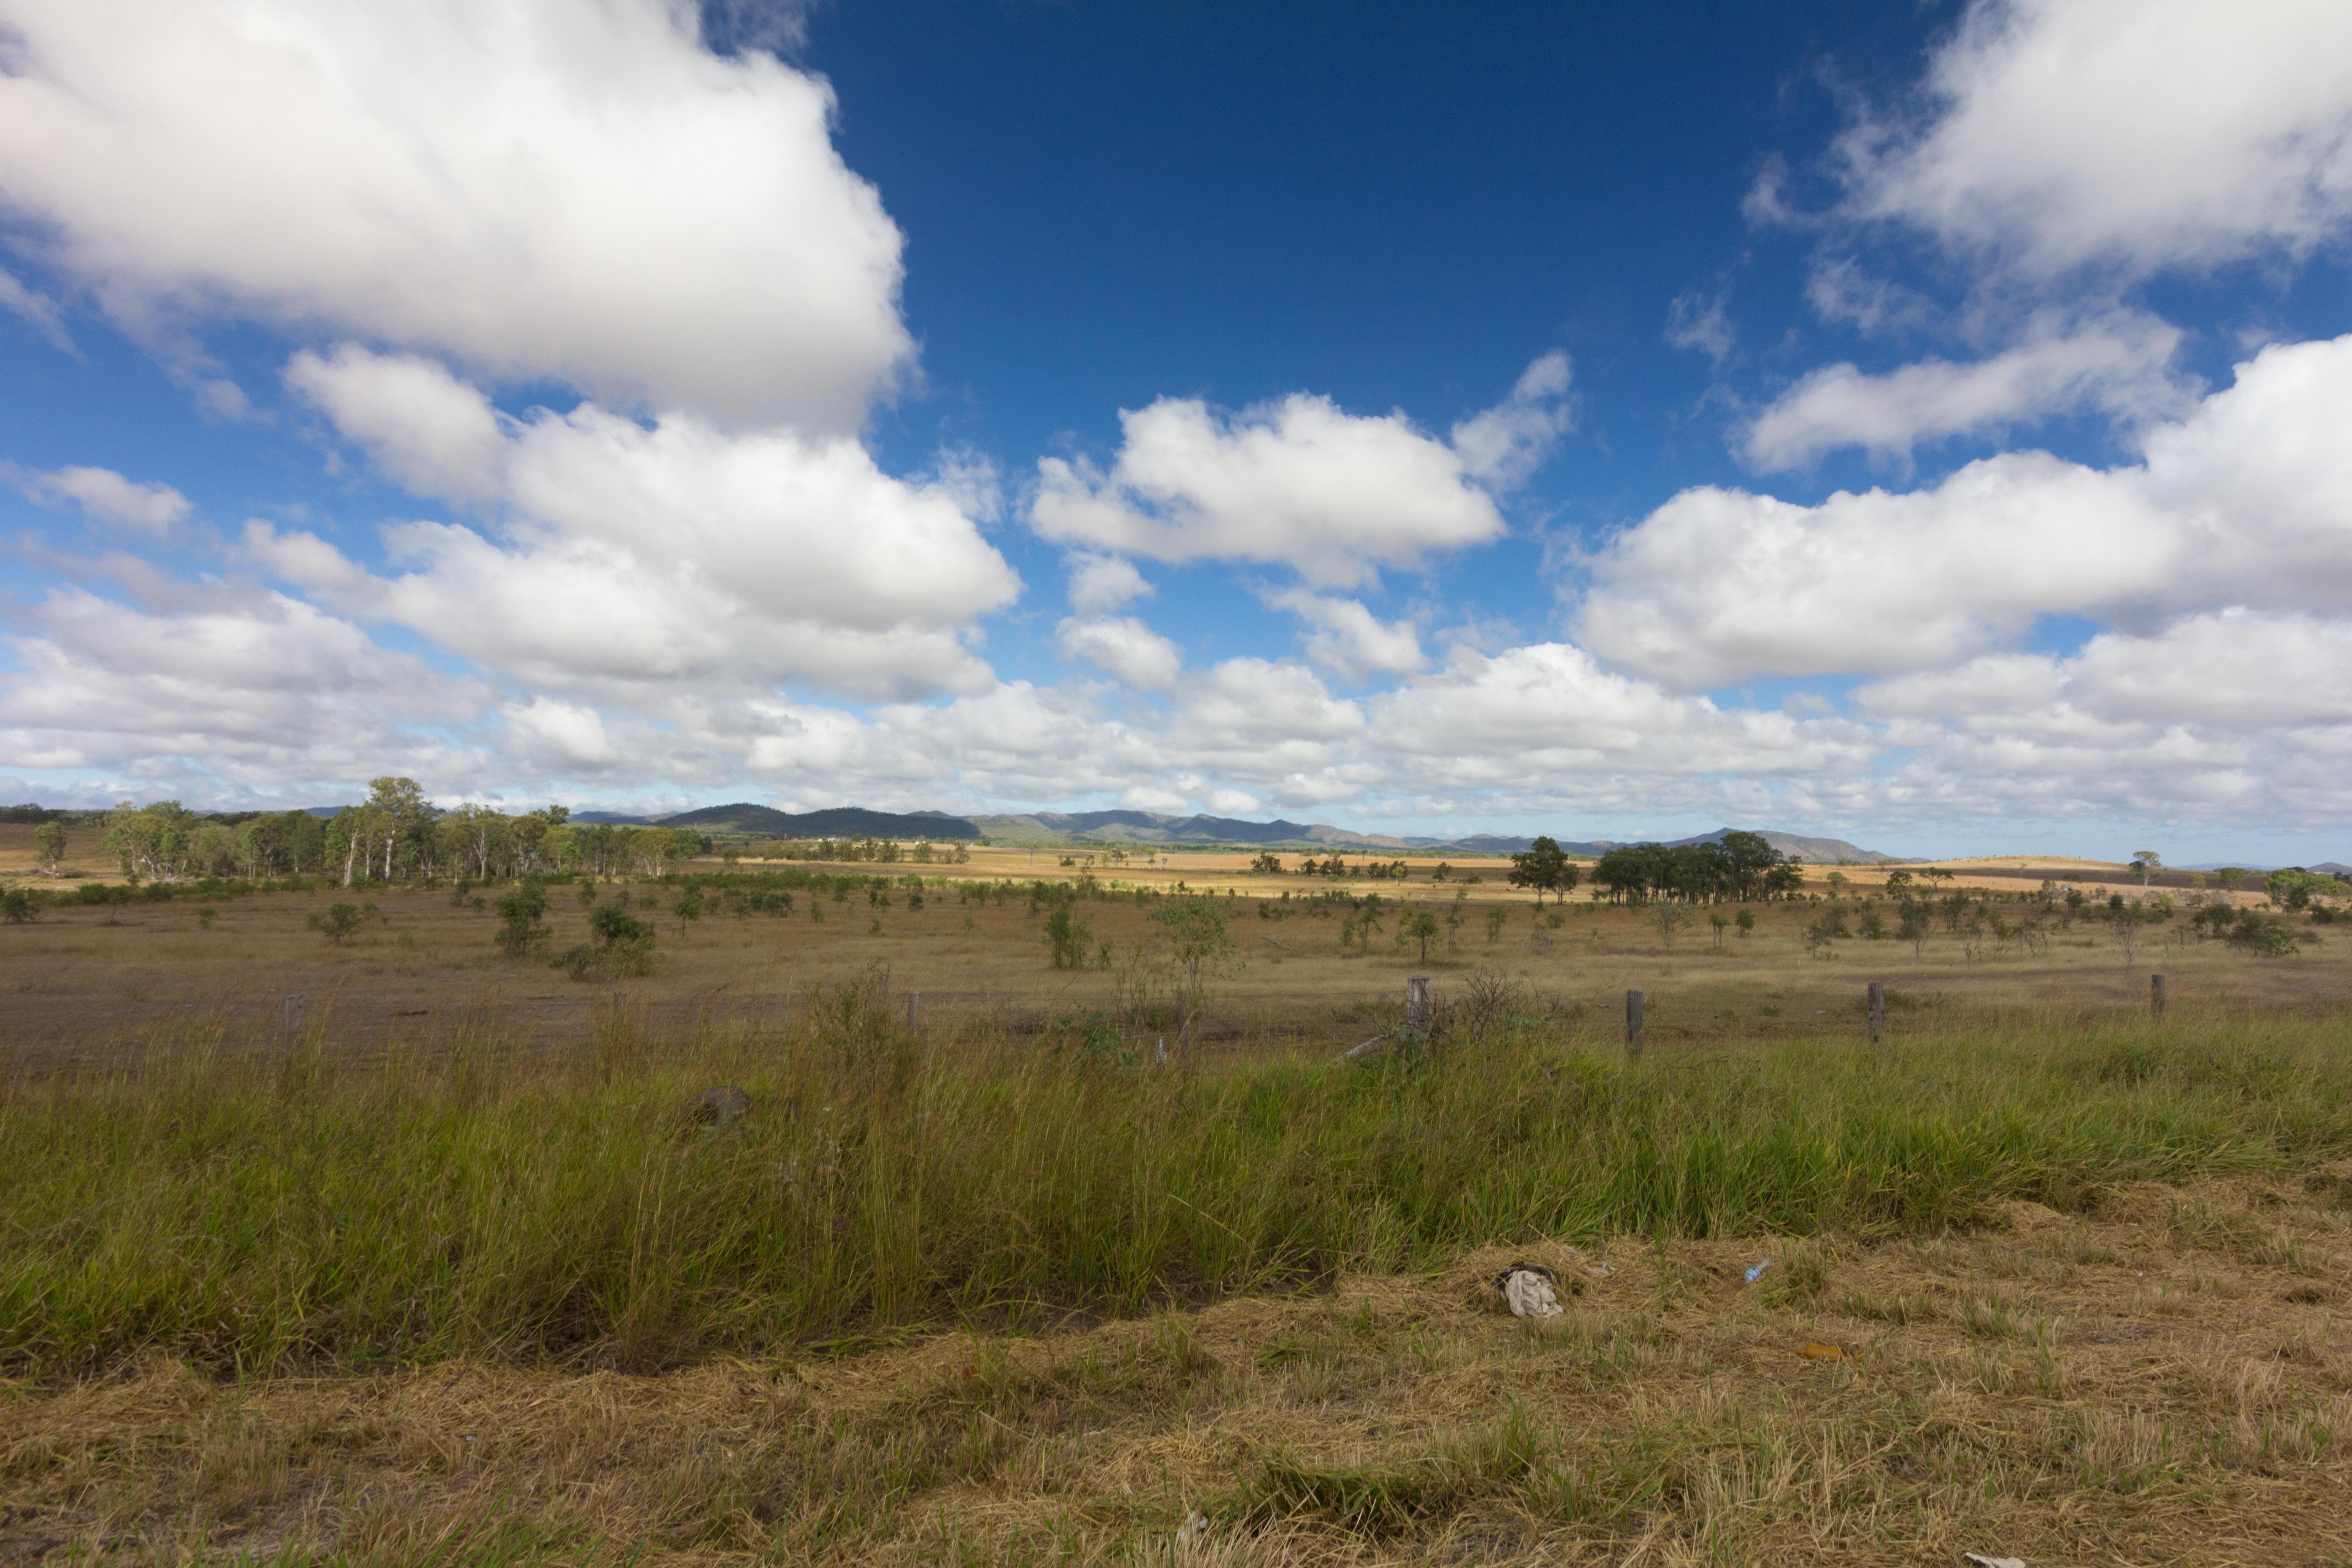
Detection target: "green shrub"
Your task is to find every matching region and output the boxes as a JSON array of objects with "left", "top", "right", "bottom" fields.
[
  {"left": 2230, "top": 913, "right": 2306, "bottom": 956},
  {"left": 1042, "top": 899, "right": 1093, "bottom": 969},
  {"left": 493, "top": 882, "right": 550, "bottom": 957},
  {"left": 308, "top": 903, "right": 362, "bottom": 945},
  {"left": 551, "top": 900, "right": 658, "bottom": 980}
]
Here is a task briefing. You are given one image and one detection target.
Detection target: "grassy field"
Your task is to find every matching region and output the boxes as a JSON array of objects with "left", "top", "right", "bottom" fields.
[
  {"left": 4, "top": 829, "right": 2350, "bottom": 1562},
  {"left": 0, "top": 823, "right": 2340, "bottom": 1070},
  {"left": 7, "top": 1171, "right": 2346, "bottom": 1565}
]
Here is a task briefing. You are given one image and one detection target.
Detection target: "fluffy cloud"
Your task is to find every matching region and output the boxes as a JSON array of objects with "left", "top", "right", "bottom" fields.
[
  {"left": 502, "top": 696, "right": 618, "bottom": 773},
  {"left": 1064, "top": 552, "right": 1153, "bottom": 615},
  {"left": 276, "top": 347, "right": 1020, "bottom": 701},
  {"left": 1448, "top": 351, "right": 1573, "bottom": 490},
  {"left": 1742, "top": 317, "right": 2187, "bottom": 470},
  {"left": 1835, "top": 0, "right": 2352, "bottom": 278},
  {"left": 24, "top": 574, "right": 2350, "bottom": 828},
  {"left": 0, "top": 0, "right": 908, "bottom": 428},
  {"left": 1372, "top": 643, "right": 1867, "bottom": 791},
  {"left": 1849, "top": 610, "right": 2352, "bottom": 821},
  {"left": 1863, "top": 610, "right": 2352, "bottom": 731},
  {"left": 1056, "top": 616, "right": 1184, "bottom": 692},
  {"left": 1265, "top": 591, "right": 1424, "bottom": 682},
  {"left": 666, "top": 647, "right": 1890, "bottom": 825},
  {"left": 1578, "top": 451, "right": 2176, "bottom": 687},
  {"left": 1030, "top": 393, "right": 1506, "bottom": 588},
  {"left": 286, "top": 347, "right": 508, "bottom": 503},
  {"left": 1581, "top": 334, "right": 2352, "bottom": 687},
  {"left": 6, "top": 463, "right": 192, "bottom": 536},
  {"left": 0, "top": 587, "right": 483, "bottom": 782}
]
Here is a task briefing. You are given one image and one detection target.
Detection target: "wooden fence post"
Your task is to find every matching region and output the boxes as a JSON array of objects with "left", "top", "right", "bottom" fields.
[
  {"left": 1625, "top": 990, "right": 1644, "bottom": 1059},
  {"left": 1867, "top": 980, "right": 1885, "bottom": 1049},
  {"left": 282, "top": 993, "right": 306, "bottom": 1043},
  {"left": 2150, "top": 973, "right": 2166, "bottom": 1020},
  {"left": 1406, "top": 976, "right": 1433, "bottom": 1036},
  {"left": 906, "top": 990, "right": 921, "bottom": 1033}
]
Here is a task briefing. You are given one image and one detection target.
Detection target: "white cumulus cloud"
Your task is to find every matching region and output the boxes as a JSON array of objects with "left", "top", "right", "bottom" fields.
[
  {"left": 1265, "top": 590, "right": 1425, "bottom": 682},
  {"left": 1580, "top": 333, "right": 2352, "bottom": 688},
  {"left": 1064, "top": 552, "right": 1153, "bottom": 615},
  {"left": 278, "top": 347, "right": 1020, "bottom": 701},
  {"left": 1030, "top": 393, "right": 1506, "bottom": 588},
  {"left": 1449, "top": 351, "right": 1573, "bottom": 490},
  {"left": 0, "top": 587, "right": 483, "bottom": 781},
  {"left": 1834, "top": 0, "right": 2352, "bottom": 278},
  {"left": 503, "top": 696, "right": 618, "bottom": 772},
  {"left": 0, "top": 0, "right": 910, "bottom": 428},
  {"left": 1056, "top": 616, "right": 1184, "bottom": 692},
  {"left": 1742, "top": 316, "right": 2187, "bottom": 470}
]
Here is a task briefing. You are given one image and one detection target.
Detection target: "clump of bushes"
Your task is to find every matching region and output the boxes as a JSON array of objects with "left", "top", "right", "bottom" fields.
[
  {"left": 553, "top": 900, "right": 657, "bottom": 980},
  {"left": 1042, "top": 889, "right": 1093, "bottom": 969},
  {"left": 307, "top": 902, "right": 378, "bottom": 945},
  {"left": 493, "top": 882, "right": 549, "bottom": 957},
  {"left": 2190, "top": 903, "right": 2314, "bottom": 956}
]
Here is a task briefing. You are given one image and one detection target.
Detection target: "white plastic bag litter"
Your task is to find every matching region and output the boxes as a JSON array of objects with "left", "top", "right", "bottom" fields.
[{"left": 1497, "top": 1265, "right": 1564, "bottom": 1318}]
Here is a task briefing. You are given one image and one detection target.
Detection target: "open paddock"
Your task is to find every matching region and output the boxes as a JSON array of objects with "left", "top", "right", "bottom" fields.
[{"left": 0, "top": 843, "right": 2345, "bottom": 1072}]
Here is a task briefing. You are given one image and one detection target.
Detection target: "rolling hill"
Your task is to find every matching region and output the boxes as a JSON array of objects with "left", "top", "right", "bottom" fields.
[
  {"left": 555, "top": 803, "right": 1901, "bottom": 861},
  {"left": 569, "top": 804, "right": 980, "bottom": 840}
]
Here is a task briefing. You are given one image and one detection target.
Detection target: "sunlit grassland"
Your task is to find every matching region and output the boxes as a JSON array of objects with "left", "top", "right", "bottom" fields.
[{"left": 5, "top": 977, "right": 2347, "bottom": 1377}]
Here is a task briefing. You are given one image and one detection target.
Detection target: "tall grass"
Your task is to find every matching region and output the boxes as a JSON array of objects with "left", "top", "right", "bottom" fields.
[{"left": 4, "top": 974, "right": 2348, "bottom": 1374}]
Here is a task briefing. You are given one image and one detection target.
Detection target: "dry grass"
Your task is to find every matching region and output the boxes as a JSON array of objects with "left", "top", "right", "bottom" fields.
[
  {"left": 1, "top": 829, "right": 2342, "bottom": 1072},
  {"left": 3, "top": 1170, "right": 2347, "bottom": 1565},
  {"left": 7, "top": 828, "right": 2350, "bottom": 1561}
]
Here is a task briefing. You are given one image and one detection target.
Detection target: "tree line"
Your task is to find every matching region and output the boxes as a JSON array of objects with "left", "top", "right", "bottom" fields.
[
  {"left": 1505, "top": 831, "right": 1806, "bottom": 906},
  {"left": 92, "top": 779, "right": 714, "bottom": 887}
]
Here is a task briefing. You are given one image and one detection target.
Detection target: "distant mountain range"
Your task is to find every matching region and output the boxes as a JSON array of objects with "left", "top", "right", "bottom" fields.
[
  {"left": 573, "top": 804, "right": 980, "bottom": 840},
  {"left": 564, "top": 803, "right": 1901, "bottom": 861},
  {"left": 18, "top": 799, "right": 2325, "bottom": 870},
  {"left": 1441, "top": 828, "right": 1903, "bottom": 864},
  {"left": 967, "top": 809, "right": 1419, "bottom": 849}
]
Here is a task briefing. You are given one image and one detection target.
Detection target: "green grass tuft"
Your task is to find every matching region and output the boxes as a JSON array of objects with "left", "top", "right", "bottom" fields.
[{"left": 4, "top": 989, "right": 2350, "bottom": 1373}]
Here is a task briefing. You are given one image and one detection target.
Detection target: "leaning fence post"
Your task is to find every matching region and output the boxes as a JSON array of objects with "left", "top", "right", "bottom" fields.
[
  {"left": 1406, "top": 975, "right": 1433, "bottom": 1037},
  {"left": 2150, "top": 973, "right": 2166, "bottom": 1020},
  {"left": 906, "top": 990, "right": 921, "bottom": 1033},
  {"left": 1867, "top": 980, "right": 1885, "bottom": 1049},
  {"left": 1625, "top": 989, "right": 1644, "bottom": 1058}
]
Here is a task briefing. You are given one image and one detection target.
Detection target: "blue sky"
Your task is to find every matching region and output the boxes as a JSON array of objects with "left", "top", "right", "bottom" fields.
[{"left": 2, "top": 0, "right": 2351, "bottom": 862}]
